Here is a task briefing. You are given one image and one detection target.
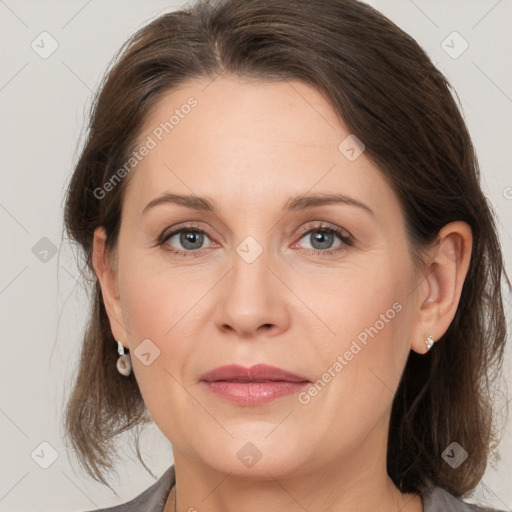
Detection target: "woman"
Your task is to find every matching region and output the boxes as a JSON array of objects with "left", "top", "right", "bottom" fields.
[{"left": 63, "top": 0, "right": 509, "bottom": 510}]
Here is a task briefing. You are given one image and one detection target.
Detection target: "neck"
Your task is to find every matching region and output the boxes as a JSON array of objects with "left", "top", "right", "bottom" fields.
[{"left": 165, "top": 436, "right": 423, "bottom": 512}]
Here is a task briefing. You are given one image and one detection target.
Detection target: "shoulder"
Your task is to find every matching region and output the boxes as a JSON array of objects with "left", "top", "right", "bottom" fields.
[
  {"left": 82, "top": 465, "right": 175, "bottom": 512},
  {"left": 422, "top": 484, "right": 506, "bottom": 512}
]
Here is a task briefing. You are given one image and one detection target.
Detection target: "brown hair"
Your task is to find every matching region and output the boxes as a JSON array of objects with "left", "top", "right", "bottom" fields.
[{"left": 63, "top": 0, "right": 508, "bottom": 496}]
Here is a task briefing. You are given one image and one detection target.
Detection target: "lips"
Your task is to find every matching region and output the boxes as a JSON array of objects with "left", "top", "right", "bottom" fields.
[
  {"left": 200, "top": 363, "right": 310, "bottom": 383},
  {"left": 199, "top": 364, "right": 311, "bottom": 405}
]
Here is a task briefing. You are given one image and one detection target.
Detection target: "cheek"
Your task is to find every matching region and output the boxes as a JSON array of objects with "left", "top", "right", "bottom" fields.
[
  {"left": 121, "top": 273, "right": 181, "bottom": 342},
  {"left": 115, "top": 254, "right": 193, "bottom": 400},
  {"left": 117, "top": 267, "right": 203, "bottom": 444},
  {"left": 298, "top": 256, "right": 415, "bottom": 427},
  {"left": 298, "top": 255, "right": 412, "bottom": 355},
  {"left": 117, "top": 235, "right": 209, "bottom": 342},
  {"left": 316, "top": 286, "right": 408, "bottom": 399}
]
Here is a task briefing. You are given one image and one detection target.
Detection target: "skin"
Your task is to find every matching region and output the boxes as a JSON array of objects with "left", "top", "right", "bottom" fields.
[{"left": 93, "top": 76, "right": 472, "bottom": 512}]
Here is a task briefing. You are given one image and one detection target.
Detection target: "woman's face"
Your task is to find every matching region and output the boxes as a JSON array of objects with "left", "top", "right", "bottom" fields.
[{"left": 103, "top": 76, "right": 427, "bottom": 478}]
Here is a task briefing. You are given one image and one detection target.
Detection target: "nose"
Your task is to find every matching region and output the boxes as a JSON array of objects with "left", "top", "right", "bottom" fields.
[{"left": 214, "top": 243, "right": 290, "bottom": 338}]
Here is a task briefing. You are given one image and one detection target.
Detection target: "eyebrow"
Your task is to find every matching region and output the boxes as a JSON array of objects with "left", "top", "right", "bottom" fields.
[{"left": 142, "top": 192, "right": 374, "bottom": 217}]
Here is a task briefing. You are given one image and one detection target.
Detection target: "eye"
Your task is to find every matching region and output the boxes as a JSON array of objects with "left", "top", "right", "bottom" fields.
[
  {"left": 294, "top": 223, "right": 352, "bottom": 255},
  {"left": 160, "top": 223, "right": 215, "bottom": 256}
]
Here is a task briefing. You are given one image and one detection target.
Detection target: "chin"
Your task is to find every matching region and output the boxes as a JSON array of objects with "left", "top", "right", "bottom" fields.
[{"left": 191, "top": 435, "right": 307, "bottom": 480}]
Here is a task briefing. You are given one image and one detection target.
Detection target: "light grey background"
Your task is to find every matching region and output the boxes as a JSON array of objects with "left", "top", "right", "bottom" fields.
[{"left": 0, "top": 0, "right": 511, "bottom": 511}]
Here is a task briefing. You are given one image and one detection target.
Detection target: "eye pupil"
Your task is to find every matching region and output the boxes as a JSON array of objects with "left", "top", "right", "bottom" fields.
[
  {"left": 181, "top": 230, "right": 204, "bottom": 249},
  {"left": 311, "top": 229, "right": 334, "bottom": 249}
]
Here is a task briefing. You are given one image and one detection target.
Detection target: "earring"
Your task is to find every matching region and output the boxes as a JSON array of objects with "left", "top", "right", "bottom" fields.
[
  {"left": 116, "top": 340, "right": 132, "bottom": 376},
  {"left": 425, "top": 335, "right": 436, "bottom": 351}
]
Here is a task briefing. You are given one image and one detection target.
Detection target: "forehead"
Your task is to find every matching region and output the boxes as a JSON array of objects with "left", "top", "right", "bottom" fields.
[{"left": 124, "top": 76, "right": 398, "bottom": 219}]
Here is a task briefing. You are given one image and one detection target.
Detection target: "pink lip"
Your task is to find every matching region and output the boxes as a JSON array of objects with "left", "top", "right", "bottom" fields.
[
  {"left": 200, "top": 364, "right": 310, "bottom": 406},
  {"left": 200, "top": 364, "right": 308, "bottom": 383}
]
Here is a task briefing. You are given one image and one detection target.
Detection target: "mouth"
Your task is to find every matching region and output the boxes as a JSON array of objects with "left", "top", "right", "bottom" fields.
[
  {"left": 200, "top": 363, "right": 309, "bottom": 382},
  {"left": 200, "top": 364, "right": 310, "bottom": 406}
]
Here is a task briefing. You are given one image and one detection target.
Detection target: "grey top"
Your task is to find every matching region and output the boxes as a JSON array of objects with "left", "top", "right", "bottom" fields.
[{"left": 85, "top": 465, "right": 504, "bottom": 512}]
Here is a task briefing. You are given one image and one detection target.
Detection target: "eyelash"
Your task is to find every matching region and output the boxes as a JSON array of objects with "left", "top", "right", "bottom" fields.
[{"left": 157, "top": 222, "right": 353, "bottom": 258}]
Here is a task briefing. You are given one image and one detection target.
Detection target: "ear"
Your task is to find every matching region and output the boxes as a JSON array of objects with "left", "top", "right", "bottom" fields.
[
  {"left": 411, "top": 221, "right": 472, "bottom": 354},
  {"left": 92, "top": 227, "right": 129, "bottom": 347}
]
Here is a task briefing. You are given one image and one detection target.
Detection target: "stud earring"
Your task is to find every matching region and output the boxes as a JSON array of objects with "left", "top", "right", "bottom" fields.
[
  {"left": 425, "top": 335, "right": 436, "bottom": 351},
  {"left": 116, "top": 340, "right": 132, "bottom": 376}
]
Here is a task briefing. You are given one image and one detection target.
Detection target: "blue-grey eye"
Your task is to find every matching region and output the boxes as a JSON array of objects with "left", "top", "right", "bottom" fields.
[
  {"left": 299, "top": 228, "right": 344, "bottom": 251},
  {"left": 166, "top": 229, "right": 209, "bottom": 250}
]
